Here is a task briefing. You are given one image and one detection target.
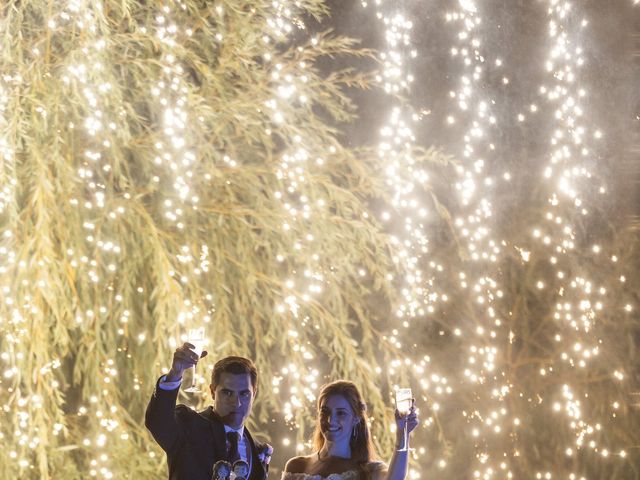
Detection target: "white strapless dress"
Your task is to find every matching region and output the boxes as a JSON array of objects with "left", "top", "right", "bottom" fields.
[
  {"left": 281, "top": 471, "right": 360, "bottom": 480},
  {"left": 281, "top": 462, "right": 386, "bottom": 480}
]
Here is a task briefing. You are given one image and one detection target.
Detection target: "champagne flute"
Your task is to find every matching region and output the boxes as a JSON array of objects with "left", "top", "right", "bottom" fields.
[
  {"left": 395, "top": 387, "right": 412, "bottom": 451},
  {"left": 184, "top": 327, "right": 205, "bottom": 393}
]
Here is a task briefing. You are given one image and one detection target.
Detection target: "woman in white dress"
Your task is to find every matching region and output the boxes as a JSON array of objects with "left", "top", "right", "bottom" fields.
[{"left": 281, "top": 380, "right": 419, "bottom": 480}]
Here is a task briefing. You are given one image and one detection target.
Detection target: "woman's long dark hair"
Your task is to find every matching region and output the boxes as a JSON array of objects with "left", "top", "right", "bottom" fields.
[{"left": 312, "top": 380, "right": 378, "bottom": 476}]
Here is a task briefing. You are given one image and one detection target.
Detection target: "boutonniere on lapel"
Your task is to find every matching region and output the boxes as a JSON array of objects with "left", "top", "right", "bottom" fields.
[{"left": 257, "top": 443, "right": 273, "bottom": 467}]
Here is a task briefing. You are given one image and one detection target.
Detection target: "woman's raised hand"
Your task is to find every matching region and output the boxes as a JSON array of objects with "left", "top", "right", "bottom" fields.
[{"left": 394, "top": 399, "right": 419, "bottom": 445}]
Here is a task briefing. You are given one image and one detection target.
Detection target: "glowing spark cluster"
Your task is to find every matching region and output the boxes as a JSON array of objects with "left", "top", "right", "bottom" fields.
[
  {"left": 361, "top": 0, "right": 635, "bottom": 477},
  {"left": 370, "top": 6, "right": 435, "bottom": 329}
]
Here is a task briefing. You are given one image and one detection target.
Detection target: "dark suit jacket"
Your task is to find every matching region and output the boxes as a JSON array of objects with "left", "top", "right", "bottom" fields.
[{"left": 145, "top": 378, "right": 268, "bottom": 480}]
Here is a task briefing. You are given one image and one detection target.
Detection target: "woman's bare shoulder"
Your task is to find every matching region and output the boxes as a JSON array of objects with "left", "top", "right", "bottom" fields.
[{"left": 283, "top": 454, "right": 315, "bottom": 473}]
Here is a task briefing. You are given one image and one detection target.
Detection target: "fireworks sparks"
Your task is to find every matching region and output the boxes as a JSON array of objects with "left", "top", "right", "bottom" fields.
[
  {"left": 0, "top": 0, "right": 637, "bottom": 478},
  {"left": 360, "top": 0, "right": 636, "bottom": 477}
]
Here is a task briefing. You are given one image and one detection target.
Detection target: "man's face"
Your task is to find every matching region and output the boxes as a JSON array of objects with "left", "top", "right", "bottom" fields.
[{"left": 210, "top": 373, "right": 255, "bottom": 429}]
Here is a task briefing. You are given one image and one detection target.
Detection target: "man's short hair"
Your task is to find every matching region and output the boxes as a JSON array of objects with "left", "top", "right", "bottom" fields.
[{"left": 211, "top": 356, "right": 258, "bottom": 393}]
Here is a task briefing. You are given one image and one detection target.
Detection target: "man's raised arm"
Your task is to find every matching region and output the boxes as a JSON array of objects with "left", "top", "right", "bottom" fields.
[{"left": 145, "top": 343, "right": 207, "bottom": 453}]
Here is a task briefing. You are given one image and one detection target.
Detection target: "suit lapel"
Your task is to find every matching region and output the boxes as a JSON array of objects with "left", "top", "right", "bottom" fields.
[
  {"left": 201, "top": 406, "right": 228, "bottom": 461},
  {"left": 244, "top": 430, "right": 265, "bottom": 480}
]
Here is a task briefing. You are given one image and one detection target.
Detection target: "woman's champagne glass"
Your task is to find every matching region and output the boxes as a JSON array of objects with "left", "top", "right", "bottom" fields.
[
  {"left": 395, "top": 388, "right": 412, "bottom": 451},
  {"left": 184, "top": 327, "right": 205, "bottom": 393}
]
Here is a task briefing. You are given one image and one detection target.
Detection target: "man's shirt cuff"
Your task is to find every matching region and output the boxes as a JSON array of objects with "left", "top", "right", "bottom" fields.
[{"left": 158, "top": 374, "right": 182, "bottom": 390}]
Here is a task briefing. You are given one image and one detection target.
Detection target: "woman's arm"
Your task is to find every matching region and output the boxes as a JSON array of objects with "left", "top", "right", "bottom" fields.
[{"left": 376, "top": 403, "right": 419, "bottom": 480}]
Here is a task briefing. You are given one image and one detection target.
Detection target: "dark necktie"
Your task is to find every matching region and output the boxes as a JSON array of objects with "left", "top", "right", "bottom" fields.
[{"left": 226, "top": 431, "right": 240, "bottom": 464}]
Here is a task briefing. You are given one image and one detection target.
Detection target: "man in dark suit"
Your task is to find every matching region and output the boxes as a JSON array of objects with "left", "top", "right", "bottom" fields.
[{"left": 146, "top": 349, "right": 272, "bottom": 480}]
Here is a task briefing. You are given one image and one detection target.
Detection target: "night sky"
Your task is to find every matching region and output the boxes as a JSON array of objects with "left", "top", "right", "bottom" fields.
[{"left": 310, "top": 1, "right": 639, "bottom": 221}]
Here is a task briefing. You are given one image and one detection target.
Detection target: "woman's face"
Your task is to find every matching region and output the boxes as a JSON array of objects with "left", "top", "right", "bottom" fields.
[
  {"left": 319, "top": 394, "right": 359, "bottom": 445},
  {"left": 217, "top": 465, "right": 230, "bottom": 478}
]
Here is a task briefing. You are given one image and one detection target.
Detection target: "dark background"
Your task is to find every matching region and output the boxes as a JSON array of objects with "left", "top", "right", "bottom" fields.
[{"left": 310, "top": 0, "right": 639, "bottom": 223}]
